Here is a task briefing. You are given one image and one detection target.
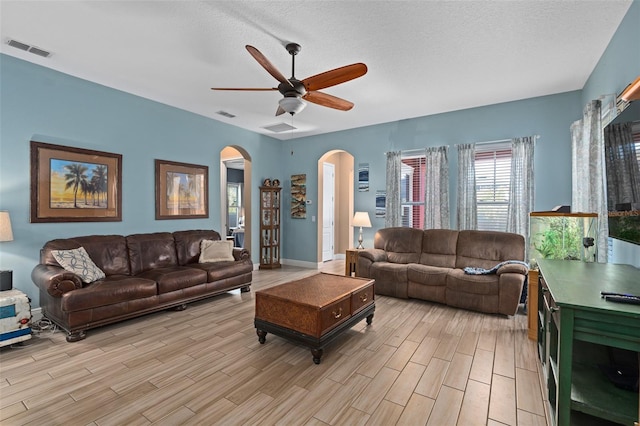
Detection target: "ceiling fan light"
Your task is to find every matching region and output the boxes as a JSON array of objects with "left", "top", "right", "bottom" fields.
[{"left": 279, "top": 97, "right": 306, "bottom": 115}]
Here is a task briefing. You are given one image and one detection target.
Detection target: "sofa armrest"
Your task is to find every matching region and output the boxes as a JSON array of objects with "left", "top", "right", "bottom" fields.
[
  {"left": 498, "top": 272, "right": 526, "bottom": 315},
  {"left": 496, "top": 263, "right": 528, "bottom": 276},
  {"left": 356, "top": 248, "right": 388, "bottom": 278},
  {"left": 31, "top": 264, "right": 83, "bottom": 298},
  {"left": 232, "top": 248, "right": 251, "bottom": 261},
  {"left": 358, "top": 249, "right": 388, "bottom": 263}
]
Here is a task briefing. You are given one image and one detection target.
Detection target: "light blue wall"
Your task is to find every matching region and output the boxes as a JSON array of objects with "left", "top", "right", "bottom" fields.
[
  {"left": 582, "top": 0, "right": 640, "bottom": 267},
  {"left": 582, "top": 0, "right": 640, "bottom": 106},
  {"left": 1, "top": 2, "right": 638, "bottom": 307},
  {"left": 0, "top": 54, "right": 282, "bottom": 305},
  {"left": 279, "top": 92, "right": 582, "bottom": 262}
]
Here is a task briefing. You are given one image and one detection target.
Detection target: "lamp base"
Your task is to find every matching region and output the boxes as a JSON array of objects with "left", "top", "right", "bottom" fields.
[
  {"left": 357, "top": 228, "right": 364, "bottom": 249},
  {"left": 0, "top": 270, "right": 13, "bottom": 291}
]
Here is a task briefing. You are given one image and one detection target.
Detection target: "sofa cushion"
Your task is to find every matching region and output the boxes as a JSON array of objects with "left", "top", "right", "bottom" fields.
[
  {"left": 374, "top": 227, "right": 422, "bottom": 264},
  {"left": 127, "top": 232, "right": 178, "bottom": 275},
  {"left": 407, "top": 264, "right": 450, "bottom": 303},
  {"left": 419, "top": 229, "right": 458, "bottom": 268},
  {"left": 136, "top": 266, "right": 207, "bottom": 294},
  {"left": 173, "top": 229, "right": 222, "bottom": 265},
  {"left": 52, "top": 247, "right": 106, "bottom": 283},
  {"left": 446, "top": 269, "right": 500, "bottom": 295},
  {"left": 407, "top": 264, "right": 450, "bottom": 287},
  {"left": 369, "top": 262, "right": 409, "bottom": 298},
  {"left": 42, "top": 235, "right": 130, "bottom": 276},
  {"left": 60, "top": 275, "right": 158, "bottom": 312},
  {"left": 455, "top": 230, "right": 525, "bottom": 270},
  {"left": 199, "top": 240, "right": 234, "bottom": 263},
  {"left": 191, "top": 259, "right": 253, "bottom": 282}
]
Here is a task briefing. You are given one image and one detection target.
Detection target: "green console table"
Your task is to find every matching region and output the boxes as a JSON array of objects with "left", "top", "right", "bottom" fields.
[{"left": 537, "top": 259, "right": 640, "bottom": 426}]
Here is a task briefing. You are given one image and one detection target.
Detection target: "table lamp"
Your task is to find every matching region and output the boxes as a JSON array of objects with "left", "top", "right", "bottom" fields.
[
  {"left": 0, "top": 211, "right": 14, "bottom": 291},
  {"left": 353, "top": 211, "right": 372, "bottom": 249}
]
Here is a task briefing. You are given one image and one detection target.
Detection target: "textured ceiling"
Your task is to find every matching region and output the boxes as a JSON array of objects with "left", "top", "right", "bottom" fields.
[{"left": 0, "top": 1, "right": 633, "bottom": 140}]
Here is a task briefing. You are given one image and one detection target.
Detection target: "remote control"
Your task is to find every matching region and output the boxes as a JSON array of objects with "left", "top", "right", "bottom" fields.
[
  {"left": 604, "top": 295, "right": 640, "bottom": 305},
  {"left": 601, "top": 291, "right": 639, "bottom": 298}
]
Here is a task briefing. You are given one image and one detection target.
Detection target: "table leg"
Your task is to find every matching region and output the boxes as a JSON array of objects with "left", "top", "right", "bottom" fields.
[
  {"left": 257, "top": 329, "right": 267, "bottom": 344},
  {"left": 366, "top": 313, "right": 374, "bottom": 325},
  {"left": 311, "top": 348, "right": 324, "bottom": 364}
]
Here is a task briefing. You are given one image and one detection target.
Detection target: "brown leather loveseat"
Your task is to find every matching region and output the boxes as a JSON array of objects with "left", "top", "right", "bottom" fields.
[
  {"left": 32, "top": 230, "right": 252, "bottom": 342},
  {"left": 356, "top": 228, "right": 527, "bottom": 316}
]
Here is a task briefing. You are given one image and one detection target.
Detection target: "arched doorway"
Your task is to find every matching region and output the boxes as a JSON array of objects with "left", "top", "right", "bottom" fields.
[
  {"left": 317, "top": 150, "right": 354, "bottom": 263},
  {"left": 220, "top": 146, "right": 252, "bottom": 252}
]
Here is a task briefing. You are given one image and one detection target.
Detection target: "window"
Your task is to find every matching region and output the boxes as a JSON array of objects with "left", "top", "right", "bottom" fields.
[
  {"left": 400, "top": 155, "right": 425, "bottom": 229},
  {"left": 475, "top": 142, "right": 512, "bottom": 231},
  {"left": 227, "top": 182, "right": 243, "bottom": 230}
]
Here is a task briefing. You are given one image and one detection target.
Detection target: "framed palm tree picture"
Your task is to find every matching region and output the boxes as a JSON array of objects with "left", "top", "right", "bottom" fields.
[
  {"left": 155, "top": 159, "right": 208, "bottom": 220},
  {"left": 30, "top": 141, "right": 122, "bottom": 222}
]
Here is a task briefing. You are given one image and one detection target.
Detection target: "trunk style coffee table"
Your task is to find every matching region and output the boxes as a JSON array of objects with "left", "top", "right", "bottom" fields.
[{"left": 255, "top": 273, "right": 375, "bottom": 364}]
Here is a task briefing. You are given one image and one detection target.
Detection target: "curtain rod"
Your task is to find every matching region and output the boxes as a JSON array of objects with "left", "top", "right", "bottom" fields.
[
  {"left": 455, "top": 134, "right": 540, "bottom": 147},
  {"left": 385, "top": 135, "right": 540, "bottom": 154}
]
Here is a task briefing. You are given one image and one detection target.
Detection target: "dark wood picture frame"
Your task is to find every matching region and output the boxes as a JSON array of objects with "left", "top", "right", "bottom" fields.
[
  {"left": 30, "top": 141, "right": 122, "bottom": 223},
  {"left": 155, "top": 159, "right": 209, "bottom": 220}
]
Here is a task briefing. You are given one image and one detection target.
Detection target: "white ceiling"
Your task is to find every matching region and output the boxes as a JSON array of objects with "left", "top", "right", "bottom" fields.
[{"left": 0, "top": 1, "right": 633, "bottom": 140}]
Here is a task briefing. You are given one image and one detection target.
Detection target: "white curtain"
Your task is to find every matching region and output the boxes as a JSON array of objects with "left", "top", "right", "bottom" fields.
[
  {"left": 423, "top": 146, "right": 450, "bottom": 229},
  {"left": 570, "top": 100, "right": 608, "bottom": 262},
  {"left": 506, "top": 136, "right": 535, "bottom": 260},
  {"left": 385, "top": 151, "right": 402, "bottom": 228},
  {"left": 456, "top": 143, "right": 477, "bottom": 230}
]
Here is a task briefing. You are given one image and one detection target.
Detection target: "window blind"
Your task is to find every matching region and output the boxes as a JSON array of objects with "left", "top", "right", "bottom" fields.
[
  {"left": 400, "top": 155, "right": 426, "bottom": 229},
  {"left": 475, "top": 142, "right": 512, "bottom": 231}
]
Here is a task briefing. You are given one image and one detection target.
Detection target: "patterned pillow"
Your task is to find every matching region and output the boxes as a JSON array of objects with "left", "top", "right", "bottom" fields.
[
  {"left": 52, "top": 246, "right": 106, "bottom": 283},
  {"left": 199, "top": 239, "right": 234, "bottom": 263}
]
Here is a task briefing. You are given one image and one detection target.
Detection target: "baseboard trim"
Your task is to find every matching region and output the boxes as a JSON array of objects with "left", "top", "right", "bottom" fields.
[
  {"left": 280, "top": 258, "right": 320, "bottom": 269},
  {"left": 31, "top": 307, "right": 43, "bottom": 323}
]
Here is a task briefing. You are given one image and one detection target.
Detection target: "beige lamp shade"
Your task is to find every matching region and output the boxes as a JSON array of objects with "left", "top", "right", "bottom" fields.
[
  {"left": 352, "top": 211, "right": 372, "bottom": 228},
  {"left": 0, "top": 211, "right": 13, "bottom": 242}
]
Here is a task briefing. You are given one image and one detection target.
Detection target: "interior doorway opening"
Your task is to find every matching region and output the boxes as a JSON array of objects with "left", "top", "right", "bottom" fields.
[
  {"left": 317, "top": 150, "right": 354, "bottom": 263},
  {"left": 220, "top": 146, "right": 252, "bottom": 252}
]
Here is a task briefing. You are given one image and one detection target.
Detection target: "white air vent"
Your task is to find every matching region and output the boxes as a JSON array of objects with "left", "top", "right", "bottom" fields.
[
  {"left": 216, "top": 110, "right": 236, "bottom": 118},
  {"left": 263, "top": 123, "right": 297, "bottom": 133},
  {"left": 6, "top": 39, "right": 51, "bottom": 58}
]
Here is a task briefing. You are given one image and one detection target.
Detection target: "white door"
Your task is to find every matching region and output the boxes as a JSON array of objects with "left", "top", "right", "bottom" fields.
[{"left": 322, "top": 162, "right": 335, "bottom": 262}]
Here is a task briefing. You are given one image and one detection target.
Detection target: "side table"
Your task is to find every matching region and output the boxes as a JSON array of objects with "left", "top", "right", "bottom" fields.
[
  {"left": 0, "top": 289, "right": 32, "bottom": 347},
  {"left": 345, "top": 249, "right": 360, "bottom": 277}
]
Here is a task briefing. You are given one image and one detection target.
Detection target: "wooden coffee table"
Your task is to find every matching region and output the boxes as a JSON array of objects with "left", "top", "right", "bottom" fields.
[{"left": 254, "top": 273, "right": 375, "bottom": 364}]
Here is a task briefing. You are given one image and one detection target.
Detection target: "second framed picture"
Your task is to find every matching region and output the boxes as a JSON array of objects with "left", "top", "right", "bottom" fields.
[{"left": 155, "top": 159, "right": 209, "bottom": 220}]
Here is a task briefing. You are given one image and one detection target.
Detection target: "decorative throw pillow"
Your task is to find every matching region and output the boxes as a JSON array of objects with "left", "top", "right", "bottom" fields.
[
  {"left": 52, "top": 246, "right": 106, "bottom": 283},
  {"left": 199, "top": 239, "right": 234, "bottom": 263}
]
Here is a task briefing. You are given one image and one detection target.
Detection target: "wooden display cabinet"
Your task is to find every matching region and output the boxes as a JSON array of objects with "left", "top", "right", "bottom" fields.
[{"left": 259, "top": 186, "right": 281, "bottom": 270}]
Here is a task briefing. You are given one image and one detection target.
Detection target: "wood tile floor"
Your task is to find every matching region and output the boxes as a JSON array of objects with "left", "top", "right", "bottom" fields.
[{"left": 0, "top": 260, "right": 547, "bottom": 425}]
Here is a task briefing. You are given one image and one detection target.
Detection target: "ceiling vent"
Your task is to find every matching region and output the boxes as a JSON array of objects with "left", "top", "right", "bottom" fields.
[
  {"left": 6, "top": 39, "right": 51, "bottom": 58},
  {"left": 216, "top": 110, "right": 236, "bottom": 118},
  {"left": 263, "top": 123, "right": 297, "bottom": 133}
]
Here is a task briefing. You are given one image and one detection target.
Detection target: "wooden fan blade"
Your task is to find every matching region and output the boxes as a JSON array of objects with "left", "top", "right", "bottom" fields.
[
  {"left": 211, "top": 87, "right": 277, "bottom": 91},
  {"left": 246, "top": 45, "right": 293, "bottom": 87},
  {"left": 303, "top": 91, "right": 354, "bottom": 111},
  {"left": 303, "top": 63, "right": 367, "bottom": 92}
]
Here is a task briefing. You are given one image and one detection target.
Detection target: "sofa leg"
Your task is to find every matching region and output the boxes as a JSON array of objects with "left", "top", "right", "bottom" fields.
[
  {"left": 66, "top": 330, "right": 86, "bottom": 342},
  {"left": 241, "top": 286, "right": 251, "bottom": 293},
  {"left": 172, "top": 304, "right": 188, "bottom": 311}
]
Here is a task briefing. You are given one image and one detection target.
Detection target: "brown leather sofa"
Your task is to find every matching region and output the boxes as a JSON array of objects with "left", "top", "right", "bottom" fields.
[
  {"left": 356, "top": 228, "right": 527, "bottom": 316},
  {"left": 31, "top": 230, "right": 252, "bottom": 342}
]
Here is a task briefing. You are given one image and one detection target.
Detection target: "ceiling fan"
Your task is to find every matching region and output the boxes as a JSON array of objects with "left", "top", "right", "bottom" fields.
[{"left": 212, "top": 43, "right": 367, "bottom": 116}]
